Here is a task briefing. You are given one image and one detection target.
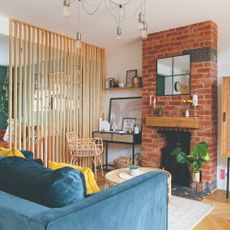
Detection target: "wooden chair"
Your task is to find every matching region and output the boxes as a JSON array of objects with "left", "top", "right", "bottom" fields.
[{"left": 66, "top": 132, "right": 104, "bottom": 179}]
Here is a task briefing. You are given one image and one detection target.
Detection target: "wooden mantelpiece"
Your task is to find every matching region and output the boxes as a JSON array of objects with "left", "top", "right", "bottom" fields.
[{"left": 146, "top": 116, "right": 199, "bottom": 129}]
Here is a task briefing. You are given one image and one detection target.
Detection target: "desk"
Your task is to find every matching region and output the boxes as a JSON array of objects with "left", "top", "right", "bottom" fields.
[{"left": 92, "top": 131, "right": 142, "bottom": 170}]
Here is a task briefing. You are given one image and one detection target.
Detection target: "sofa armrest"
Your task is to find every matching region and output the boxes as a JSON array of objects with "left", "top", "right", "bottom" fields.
[
  {"left": 29, "top": 172, "right": 168, "bottom": 230},
  {"left": 0, "top": 191, "right": 49, "bottom": 230}
]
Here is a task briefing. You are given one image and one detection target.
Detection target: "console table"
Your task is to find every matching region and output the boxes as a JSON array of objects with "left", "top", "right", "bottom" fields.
[{"left": 92, "top": 131, "right": 142, "bottom": 170}]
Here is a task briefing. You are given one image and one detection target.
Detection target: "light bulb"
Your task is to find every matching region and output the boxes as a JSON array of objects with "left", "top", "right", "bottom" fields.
[
  {"left": 76, "top": 32, "right": 81, "bottom": 49},
  {"left": 142, "top": 21, "right": 148, "bottom": 40},
  {"left": 142, "top": 29, "right": 148, "bottom": 40},
  {"left": 117, "top": 26, "right": 122, "bottom": 40},
  {"left": 63, "top": 0, "right": 71, "bottom": 17},
  {"left": 64, "top": 6, "right": 70, "bottom": 17}
]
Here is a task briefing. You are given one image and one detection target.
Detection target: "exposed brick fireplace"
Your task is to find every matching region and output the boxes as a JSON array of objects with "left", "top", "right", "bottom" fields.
[{"left": 141, "top": 21, "right": 217, "bottom": 192}]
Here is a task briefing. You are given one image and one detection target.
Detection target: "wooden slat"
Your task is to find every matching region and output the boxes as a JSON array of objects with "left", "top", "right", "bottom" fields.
[
  {"left": 22, "top": 24, "right": 27, "bottom": 149},
  {"left": 27, "top": 25, "right": 31, "bottom": 150},
  {"left": 40, "top": 30, "right": 45, "bottom": 161},
  {"left": 48, "top": 32, "right": 52, "bottom": 161},
  {"left": 36, "top": 28, "right": 41, "bottom": 158},
  {"left": 69, "top": 39, "right": 73, "bottom": 133},
  {"left": 18, "top": 23, "right": 23, "bottom": 149},
  {"left": 31, "top": 27, "right": 36, "bottom": 153},
  {"left": 79, "top": 44, "right": 83, "bottom": 138},
  {"left": 44, "top": 30, "right": 48, "bottom": 163},
  {"left": 54, "top": 33, "right": 59, "bottom": 162},
  {"left": 75, "top": 46, "right": 79, "bottom": 136},
  {"left": 63, "top": 37, "right": 67, "bottom": 162},
  {"left": 8, "top": 20, "right": 13, "bottom": 149},
  {"left": 13, "top": 22, "right": 18, "bottom": 148},
  {"left": 59, "top": 36, "right": 63, "bottom": 162},
  {"left": 52, "top": 33, "right": 56, "bottom": 161}
]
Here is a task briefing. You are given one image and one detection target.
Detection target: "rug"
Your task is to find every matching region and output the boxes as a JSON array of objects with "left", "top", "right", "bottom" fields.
[{"left": 169, "top": 195, "right": 215, "bottom": 230}]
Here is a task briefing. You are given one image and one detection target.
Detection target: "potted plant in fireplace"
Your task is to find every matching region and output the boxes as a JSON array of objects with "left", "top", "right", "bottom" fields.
[{"left": 171, "top": 141, "right": 209, "bottom": 182}]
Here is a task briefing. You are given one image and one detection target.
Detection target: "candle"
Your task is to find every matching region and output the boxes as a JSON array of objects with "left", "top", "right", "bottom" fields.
[
  {"left": 153, "top": 97, "right": 156, "bottom": 109},
  {"left": 150, "top": 95, "right": 152, "bottom": 106}
]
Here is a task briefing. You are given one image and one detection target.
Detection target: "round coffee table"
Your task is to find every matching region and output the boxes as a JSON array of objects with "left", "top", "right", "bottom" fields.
[{"left": 105, "top": 167, "right": 171, "bottom": 201}]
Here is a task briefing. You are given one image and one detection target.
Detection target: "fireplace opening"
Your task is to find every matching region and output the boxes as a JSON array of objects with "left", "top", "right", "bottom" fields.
[{"left": 160, "top": 130, "right": 191, "bottom": 187}]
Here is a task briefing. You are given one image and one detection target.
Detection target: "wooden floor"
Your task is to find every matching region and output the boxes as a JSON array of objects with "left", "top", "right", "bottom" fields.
[
  {"left": 96, "top": 172, "right": 230, "bottom": 229},
  {"left": 195, "top": 190, "right": 230, "bottom": 230}
]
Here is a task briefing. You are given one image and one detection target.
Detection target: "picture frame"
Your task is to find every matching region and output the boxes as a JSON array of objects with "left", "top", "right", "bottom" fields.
[
  {"left": 122, "top": 117, "right": 136, "bottom": 133},
  {"left": 132, "top": 76, "right": 142, "bottom": 88},
  {"left": 126, "top": 69, "right": 137, "bottom": 87},
  {"left": 109, "top": 97, "right": 142, "bottom": 130}
]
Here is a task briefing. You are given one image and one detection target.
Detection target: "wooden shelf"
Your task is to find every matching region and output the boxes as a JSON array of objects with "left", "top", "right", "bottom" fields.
[
  {"left": 145, "top": 116, "right": 199, "bottom": 129},
  {"left": 104, "top": 87, "right": 141, "bottom": 91}
]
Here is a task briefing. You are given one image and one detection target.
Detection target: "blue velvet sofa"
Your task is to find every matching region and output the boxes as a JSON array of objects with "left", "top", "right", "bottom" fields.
[{"left": 0, "top": 157, "right": 168, "bottom": 230}]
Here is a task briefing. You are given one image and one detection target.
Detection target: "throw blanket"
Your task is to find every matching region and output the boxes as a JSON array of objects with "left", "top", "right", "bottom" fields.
[{"left": 0, "top": 147, "right": 25, "bottom": 158}]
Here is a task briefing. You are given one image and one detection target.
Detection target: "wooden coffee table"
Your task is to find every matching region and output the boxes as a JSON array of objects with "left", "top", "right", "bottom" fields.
[{"left": 105, "top": 167, "right": 171, "bottom": 201}]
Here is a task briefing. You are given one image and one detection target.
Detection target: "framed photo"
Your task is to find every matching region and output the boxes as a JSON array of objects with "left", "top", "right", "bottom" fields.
[
  {"left": 122, "top": 118, "right": 136, "bottom": 132},
  {"left": 109, "top": 97, "right": 142, "bottom": 130},
  {"left": 126, "top": 69, "right": 137, "bottom": 87},
  {"left": 132, "top": 76, "right": 142, "bottom": 88}
]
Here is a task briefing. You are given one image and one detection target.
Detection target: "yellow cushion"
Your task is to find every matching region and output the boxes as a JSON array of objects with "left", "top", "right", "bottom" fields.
[
  {"left": 48, "top": 161, "right": 100, "bottom": 195},
  {"left": 0, "top": 147, "right": 25, "bottom": 158}
]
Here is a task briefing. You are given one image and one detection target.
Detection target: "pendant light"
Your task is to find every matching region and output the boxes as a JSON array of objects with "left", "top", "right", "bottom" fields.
[
  {"left": 76, "top": 0, "right": 81, "bottom": 49},
  {"left": 116, "top": 5, "right": 122, "bottom": 39},
  {"left": 63, "top": 0, "right": 71, "bottom": 17}
]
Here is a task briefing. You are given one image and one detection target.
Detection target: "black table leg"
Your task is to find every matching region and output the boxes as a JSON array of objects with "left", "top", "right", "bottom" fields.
[
  {"left": 227, "top": 158, "right": 230, "bottom": 199},
  {"left": 132, "top": 144, "right": 135, "bottom": 165},
  {"left": 106, "top": 142, "right": 108, "bottom": 171}
]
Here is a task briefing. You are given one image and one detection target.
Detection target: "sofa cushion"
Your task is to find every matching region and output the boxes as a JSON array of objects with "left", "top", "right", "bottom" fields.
[
  {"left": 48, "top": 160, "right": 100, "bottom": 195},
  {"left": 0, "top": 156, "right": 5, "bottom": 160},
  {"left": 20, "top": 150, "right": 33, "bottom": 160},
  {"left": 0, "top": 157, "right": 85, "bottom": 208}
]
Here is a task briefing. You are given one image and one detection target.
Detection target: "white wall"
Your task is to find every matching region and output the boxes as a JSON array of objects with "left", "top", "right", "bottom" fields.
[
  {"left": 216, "top": 22, "right": 230, "bottom": 190},
  {"left": 105, "top": 39, "right": 142, "bottom": 163},
  {"left": 0, "top": 16, "right": 9, "bottom": 66}
]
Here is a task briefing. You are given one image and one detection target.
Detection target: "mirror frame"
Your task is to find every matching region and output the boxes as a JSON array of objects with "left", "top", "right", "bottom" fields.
[{"left": 156, "top": 54, "right": 191, "bottom": 96}]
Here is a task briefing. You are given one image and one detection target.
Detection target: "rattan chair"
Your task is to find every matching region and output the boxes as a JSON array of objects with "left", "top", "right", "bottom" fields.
[{"left": 66, "top": 132, "right": 104, "bottom": 179}]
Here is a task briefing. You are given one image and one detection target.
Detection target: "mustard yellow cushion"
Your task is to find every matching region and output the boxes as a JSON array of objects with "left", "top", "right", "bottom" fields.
[
  {"left": 0, "top": 147, "right": 25, "bottom": 158},
  {"left": 48, "top": 161, "right": 100, "bottom": 195}
]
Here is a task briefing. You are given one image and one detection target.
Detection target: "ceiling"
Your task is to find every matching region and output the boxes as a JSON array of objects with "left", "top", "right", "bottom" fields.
[{"left": 0, "top": 0, "right": 229, "bottom": 48}]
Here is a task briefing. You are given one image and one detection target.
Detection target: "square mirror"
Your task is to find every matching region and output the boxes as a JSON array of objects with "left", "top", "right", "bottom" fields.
[
  {"left": 156, "top": 54, "right": 191, "bottom": 96},
  {"left": 157, "top": 57, "right": 172, "bottom": 76}
]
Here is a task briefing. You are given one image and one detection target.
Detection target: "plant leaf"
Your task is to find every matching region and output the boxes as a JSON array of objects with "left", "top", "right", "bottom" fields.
[
  {"left": 176, "top": 152, "right": 187, "bottom": 164},
  {"left": 191, "top": 161, "right": 201, "bottom": 172},
  {"left": 171, "top": 147, "right": 182, "bottom": 156},
  {"left": 191, "top": 147, "right": 199, "bottom": 158}
]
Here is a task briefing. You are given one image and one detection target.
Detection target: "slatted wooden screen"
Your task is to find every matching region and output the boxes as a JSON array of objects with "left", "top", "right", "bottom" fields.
[{"left": 8, "top": 19, "right": 104, "bottom": 164}]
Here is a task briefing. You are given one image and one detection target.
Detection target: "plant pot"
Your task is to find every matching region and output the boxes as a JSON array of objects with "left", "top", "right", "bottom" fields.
[
  {"left": 129, "top": 165, "right": 141, "bottom": 176},
  {"left": 191, "top": 171, "right": 201, "bottom": 182}
]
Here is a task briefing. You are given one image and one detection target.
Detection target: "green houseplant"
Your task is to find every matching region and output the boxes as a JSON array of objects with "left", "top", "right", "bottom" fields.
[{"left": 171, "top": 141, "right": 209, "bottom": 182}]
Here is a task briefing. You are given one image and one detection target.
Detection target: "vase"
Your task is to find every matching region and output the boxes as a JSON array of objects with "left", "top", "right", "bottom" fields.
[
  {"left": 185, "top": 109, "right": 190, "bottom": 118},
  {"left": 191, "top": 171, "right": 201, "bottom": 183}
]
